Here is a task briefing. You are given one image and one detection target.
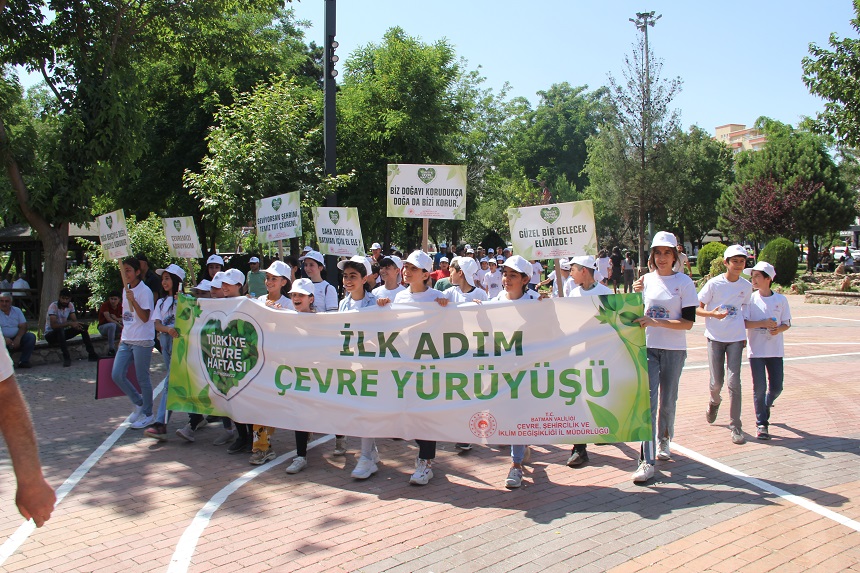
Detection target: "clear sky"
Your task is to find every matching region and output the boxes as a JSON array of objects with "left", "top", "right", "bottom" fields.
[{"left": 289, "top": 0, "right": 858, "bottom": 134}]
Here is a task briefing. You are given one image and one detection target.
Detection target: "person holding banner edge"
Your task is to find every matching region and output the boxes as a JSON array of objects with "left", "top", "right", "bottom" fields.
[{"left": 632, "top": 232, "right": 698, "bottom": 483}]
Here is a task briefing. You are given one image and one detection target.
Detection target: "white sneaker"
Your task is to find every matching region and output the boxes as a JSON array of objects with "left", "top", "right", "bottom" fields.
[
  {"left": 351, "top": 456, "right": 378, "bottom": 479},
  {"left": 131, "top": 414, "right": 155, "bottom": 429},
  {"left": 333, "top": 436, "right": 347, "bottom": 456},
  {"left": 632, "top": 462, "right": 655, "bottom": 484},
  {"left": 175, "top": 423, "right": 195, "bottom": 442},
  {"left": 285, "top": 456, "right": 308, "bottom": 474},
  {"left": 128, "top": 405, "right": 144, "bottom": 424},
  {"left": 505, "top": 466, "right": 523, "bottom": 488},
  {"left": 409, "top": 458, "right": 433, "bottom": 485},
  {"left": 656, "top": 439, "right": 671, "bottom": 460}
]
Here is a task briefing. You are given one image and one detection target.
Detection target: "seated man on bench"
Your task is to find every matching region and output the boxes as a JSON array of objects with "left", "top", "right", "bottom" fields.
[
  {"left": 0, "top": 292, "right": 36, "bottom": 368},
  {"left": 44, "top": 289, "right": 99, "bottom": 367}
]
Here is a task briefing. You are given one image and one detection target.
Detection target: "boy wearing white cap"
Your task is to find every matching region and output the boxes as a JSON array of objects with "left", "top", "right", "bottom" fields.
[
  {"left": 373, "top": 256, "right": 406, "bottom": 303},
  {"left": 481, "top": 258, "right": 503, "bottom": 298},
  {"left": 566, "top": 256, "right": 612, "bottom": 297},
  {"left": 476, "top": 257, "right": 490, "bottom": 287},
  {"left": 444, "top": 257, "right": 488, "bottom": 303},
  {"left": 744, "top": 261, "right": 791, "bottom": 440},
  {"left": 299, "top": 250, "right": 338, "bottom": 312},
  {"left": 539, "top": 259, "right": 571, "bottom": 298},
  {"left": 698, "top": 245, "right": 752, "bottom": 444}
]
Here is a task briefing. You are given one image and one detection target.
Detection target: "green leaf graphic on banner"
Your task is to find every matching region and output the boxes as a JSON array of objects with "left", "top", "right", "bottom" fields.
[
  {"left": 417, "top": 167, "right": 436, "bottom": 184},
  {"left": 619, "top": 311, "right": 640, "bottom": 327},
  {"left": 329, "top": 210, "right": 340, "bottom": 225},
  {"left": 540, "top": 206, "right": 560, "bottom": 224},
  {"left": 173, "top": 219, "right": 182, "bottom": 232},
  {"left": 175, "top": 337, "right": 187, "bottom": 364},
  {"left": 200, "top": 318, "right": 259, "bottom": 395},
  {"left": 587, "top": 400, "right": 619, "bottom": 434},
  {"left": 105, "top": 215, "right": 113, "bottom": 229},
  {"left": 271, "top": 197, "right": 282, "bottom": 211}
]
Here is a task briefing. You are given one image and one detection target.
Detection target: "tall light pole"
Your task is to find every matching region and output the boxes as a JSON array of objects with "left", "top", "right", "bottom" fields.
[
  {"left": 629, "top": 11, "right": 661, "bottom": 268},
  {"left": 323, "top": 0, "right": 338, "bottom": 273}
]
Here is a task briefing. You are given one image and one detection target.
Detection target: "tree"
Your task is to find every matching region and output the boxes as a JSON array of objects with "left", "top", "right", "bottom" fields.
[
  {"left": 802, "top": 1, "right": 860, "bottom": 147},
  {"left": 608, "top": 20, "right": 682, "bottom": 263}
]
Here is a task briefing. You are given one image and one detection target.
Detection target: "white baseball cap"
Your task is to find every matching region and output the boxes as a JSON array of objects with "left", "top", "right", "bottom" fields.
[
  {"left": 300, "top": 250, "right": 325, "bottom": 267},
  {"left": 464, "top": 244, "right": 472, "bottom": 250},
  {"left": 570, "top": 255, "right": 597, "bottom": 269},
  {"left": 651, "top": 231, "right": 678, "bottom": 249},
  {"left": 289, "top": 277, "right": 315, "bottom": 296},
  {"left": 302, "top": 246, "right": 313, "bottom": 253},
  {"left": 155, "top": 263, "right": 186, "bottom": 282},
  {"left": 405, "top": 250, "right": 433, "bottom": 272},
  {"left": 439, "top": 256, "right": 449, "bottom": 263},
  {"left": 466, "top": 247, "right": 475, "bottom": 254},
  {"left": 502, "top": 254, "right": 532, "bottom": 276},
  {"left": 751, "top": 261, "right": 776, "bottom": 279},
  {"left": 453, "top": 256, "right": 479, "bottom": 287},
  {"left": 249, "top": 256, "right": 260, "bottom": 264},
  {"left": 559, "top": 258, "right": 571, "bottom": 271},
  {"left": 724, "top": 244, "right": 749, "bottom": 260},
  {"left": 488, "top": 258, "right": 498, "bottom": 266},
  {"left": 488, "top": 248, "right": 495, "bottom": 254},
  {"left": 371, "top": 242, "right": 382, "bottom": 250},
  {"left": 480, "top": 257, "right": 489, "bottom": 263},
  {"left": 209, "top": 271, "right": 226, "bottom": 288},
  {"left": 206, "top": 254, "right": 224, "bottom": 267},
  {"left": 220, "top": 268, "right": 245, "bottom": 286},
  {"left": 337, "top": 255, "right": 372, "bottom": 276},
  {"left": 380, "top": 255, "right": 404, "bottom": 270},
  {"left": 193, "top": 279, "right": 212, "bottom": 292},
  {"left": 264, "top": 260, "right": 291, "bottom": 278}
]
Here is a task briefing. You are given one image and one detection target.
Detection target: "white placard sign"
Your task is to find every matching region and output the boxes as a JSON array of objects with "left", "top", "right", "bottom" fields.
[
  {"left": 255, "top": 192, "right": 302, "bottom": 243},
  {"left": 387, "top": 164, "right": 467, "bottom": 220},
  {"left": 507, "top": 200, "right": 598, "bottom": 260},
  {"left": 163, "top": 217, "right": 203, "bottom": 259},
  {"left": 312, "top": 207, "right": 365, "bottom": 257},
  {"left": 97, "top": 209, "right": 130, "bottom": 259}
]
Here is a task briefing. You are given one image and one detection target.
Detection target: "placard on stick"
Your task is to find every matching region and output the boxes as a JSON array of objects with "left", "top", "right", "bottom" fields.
[
  {"left": 97, "top": 209, "right": 130, "bottom": 259},
  {"left": 507, "top": 200, "right": 597, "bottom": 260},
  {"left": 312, "top": 207, "right": 365, "bottom": 257},
  {"left": 386, "top": 164, "right": 467, "bottom": 220},
  {"left": 163, "top": 217, "right": 203, "bottom": 259},
  {"left": 255, "top": 192, "right": 302, "bottom": 243}
]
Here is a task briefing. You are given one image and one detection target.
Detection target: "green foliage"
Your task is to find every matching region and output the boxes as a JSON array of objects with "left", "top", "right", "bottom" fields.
[
  {"left": 709, "top": 256, "right": 727, "bottom": 278},
  {"left": 759, "top": 238, "right": 799, "bottom": 287},
  {"left": 697, "top": 242, "right": 726, "bottom": 277}
]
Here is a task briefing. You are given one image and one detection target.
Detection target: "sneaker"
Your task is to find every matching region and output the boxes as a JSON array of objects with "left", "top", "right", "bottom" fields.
[
  {"left": 16, "top": 361, "right": 31, "bottom": 369},
  {"left": 333, "top": 436, "right": 347, "bottom": 456},
  {"left": 566, "top": 450, "right": 588, "bottom": 467},
  {"left": 175, "top": 423, "right": 195, "bottom": 442},
  {"left": 756, "top": 425, "right": 770, "bottom": 440},
  {"left": 656, "top": 439, "right": 671, "bottom": 460},
  {"left": 194, "top": 417, "right": 209, "bottom": 431},
  {"left": 706, "top": 403, "right": 719, "bottom": 424},
  {"left": 128, "top": 405, "right": 144, "bottom": 424},
  {"left": 505, "top": 466, "right": 523, "bottom": 489},
  {"left": 409, "top": 458, "right": 434, "bottom": 485},
  {"left": 213, "top": 428, "right": 237, "bottom": 446},
  {"left": 351, "top": 456, "right": 379, "bottom": 479},
  {"left": 144, "top": 423, "right": 168, "bottom": 441},
  {"left": 632, "top": 462, "right": 654, "bottom": 483},
  {"left": 285, "top": 456, "right": 308, "bottom": 474},
  {"left": 249, "top": 449, "right": 275, "bottom": 465},
  {"left": 227, "top": 437, "right": 248, "bottom": 454},
  {"left": 731, "top": 427, "right": 746, "bottom": 445},
  {"left": 455, "top": 443, "right": 472, "bottom": 451},
  {"left": 131, "top": 414, "right": 155, "bottom": 430}
]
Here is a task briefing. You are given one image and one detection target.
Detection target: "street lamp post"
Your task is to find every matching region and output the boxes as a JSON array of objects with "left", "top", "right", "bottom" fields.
[{"left": 323, "top": 0, "right": 338, "bottom": 274}]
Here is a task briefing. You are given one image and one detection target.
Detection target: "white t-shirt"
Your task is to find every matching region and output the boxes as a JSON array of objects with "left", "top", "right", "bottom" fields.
[
  {"left": 44, "top": 300, "right": 75, "bottom": 334},
  {"left": 256, "top": 294, "right": 294, "bottom": 311},
  {"left": 339, "top": 292, "right": 378, "bottom": 311},
  {"left": 597, "top": 257, "right": 611, "bottom": 279},
  {"left": 444, "top": 285, "right": 488, "bottom": 303},
  {"left": 672, "top": 252, "right": 689, "bottom": 274},
  {"left": 393, "top": 287, "right": 444, "bottom": 304},
  {"left": 698, "top": 274, "right": 752, "bottom": 342},
  {"left": 745, "top": 291, "right": 791, "bottom": 358},
  {"left": 372, "top": 284, "right": 406, "bottom": 300},
  {"left": 531, "top": 262, "right": 543, "bottom": 284},
  {"left": 492, "top": 289, "right": 540, "bottom": 302},
  {"left": 151, "top": 296, "right": 177, "bottom": 327},
  {"left": 121, "top": 281, "right": 155, "bottom": 342},
  {"left": 642, "top": 272, "right": 698, "bottom": 350},
  {"left": 311, "top": 280, "right": 338, "bottom": 313},
  {"left": 476, "top": 268, "right": 489, "bottom": 287},
  {"left": 568, "top": 282, "right": 613, "bottom": 297},
  {"left": 0, "top": 345, "right": 13, "bottom": 380},
  {"left": 482, "top": 270, "right": 503, "bottom": 299}
]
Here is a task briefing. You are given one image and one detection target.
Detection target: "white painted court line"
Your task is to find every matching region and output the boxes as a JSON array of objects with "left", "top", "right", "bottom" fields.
[
  {"left": 688, "top": 342, "right": 860, "bottom": 352},
  {"left": 0, "top": 378, "right": 166, "bottom": 566},
  {"left": 672, "top": 442, "right": 860, "bottom": 533},
  {"left": 796, "top": 315, "right": 860, "bottom": 323},
  {"left": 166, "top": 434, "right": 335, "bottom": 573},
  {"left": 682, "top": 352, "right": 860, "bottom": 370}
]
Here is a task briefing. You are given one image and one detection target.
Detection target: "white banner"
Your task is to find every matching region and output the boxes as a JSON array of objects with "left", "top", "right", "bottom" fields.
[
  {"left": 312, "top": 207, "right": 365, "bottom": 257},
  {"left": 163, "top": 217, "right": 203, "bottom": 259},
  {"left": 168, "top": 294, "right": 651, "bottom": 445},
  {"left": 507, "top": 200, "right": 598, "bottom": 260},
  {"left": 255, "top": 192, "right": 302, "bottom": 243},
  {"left": 386, "top": 164, "right": 467, "bottom": 220},
  {"left": 96, "top": 209, "right": 130, "bottom": 259}
]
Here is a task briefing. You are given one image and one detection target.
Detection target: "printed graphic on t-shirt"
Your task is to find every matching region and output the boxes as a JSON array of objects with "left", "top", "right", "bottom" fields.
[
  {"left": 646, "top": 305, "right": 669, "bottom": 319},
  {"left": 720, "top": 304, "right": 740, "bottom": 318}
]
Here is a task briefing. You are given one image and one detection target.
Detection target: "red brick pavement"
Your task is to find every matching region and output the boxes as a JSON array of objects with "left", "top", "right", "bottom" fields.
[{"left": 0, "top": 295, "right": 857, "bottom": 572}]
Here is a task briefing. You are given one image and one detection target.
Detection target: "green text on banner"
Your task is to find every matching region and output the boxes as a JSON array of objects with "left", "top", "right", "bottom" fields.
[
  {"left": 255, "top": 192, "right": 301, "bottom": 243},
  {"left": 163, "top": 217, "right": 203, "bottom": 259},
  {"left": 167, "top": 294, "right": 651, "bottom": 445},
  {"left": 387, "top": 164, "right": 467, "bottom": 220},
  {"left": 97, "top": 209, "right": 130, "bottom": 259},
  {"left": 507, "top": 200, "right": 598, "bottom": 260},
  {"left": 312, "top": 207, "right": 365, "bottom": 257}
]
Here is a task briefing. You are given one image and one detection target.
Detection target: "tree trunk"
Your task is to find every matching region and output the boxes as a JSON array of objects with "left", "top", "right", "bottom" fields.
[{"left": 807, "top": 234, "right": 818, "bottom": 275}]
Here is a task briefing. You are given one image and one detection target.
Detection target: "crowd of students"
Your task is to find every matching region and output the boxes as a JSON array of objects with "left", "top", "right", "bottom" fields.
[{"left": 106, "top": 235, "right": 789, "bottom": 489}]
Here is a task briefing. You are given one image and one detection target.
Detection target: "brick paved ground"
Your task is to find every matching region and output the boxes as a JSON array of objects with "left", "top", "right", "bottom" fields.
[{"left": 0, "top": 295, "right": 858, "bottom": 572}]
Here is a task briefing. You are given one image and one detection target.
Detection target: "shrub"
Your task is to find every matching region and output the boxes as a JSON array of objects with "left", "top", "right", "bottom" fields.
[
  {"left": 709, "top": 256, "right": 726, "bottom": 278},
  {"left": 759, "top": 237, "right": 798, "bottom": 287},
  {"left": 697, "top": 242, "right": 727, "bottom": 277}
]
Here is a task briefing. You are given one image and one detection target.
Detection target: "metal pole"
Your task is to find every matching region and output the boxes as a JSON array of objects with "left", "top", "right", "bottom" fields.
[{"left": 323, "top": 0, "right": 339, "bottom": 280}]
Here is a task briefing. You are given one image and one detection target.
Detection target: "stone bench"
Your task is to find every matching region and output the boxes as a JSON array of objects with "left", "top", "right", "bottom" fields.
[
  {"left": 804, "top": 290, "right": 860, "bottom": 306},
  {"left": 9, "top": 333, "right": 118, "bottom": 367}
]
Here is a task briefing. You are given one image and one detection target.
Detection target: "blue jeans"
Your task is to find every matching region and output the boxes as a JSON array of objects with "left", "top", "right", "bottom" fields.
[
  {"left": 155, "top": 333, "right": 174, "bottom": 424},
  {"left": 111, "top": 341, "right": 154, "bottom": 416},
  {"left": 641, "top": 348, "right": 686, "bottom": 465},
  {"left": 707, "top": 339, "right": 745, "bottom": 431},
  {"left": 511, "top": 445, "right": 527, "bottom": 464},
  {"left": 6, "top": 332, "right": 36, "bottom": 364},
  {"left": 749, "top": 357, "right": 783, "bottom": 427}
]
